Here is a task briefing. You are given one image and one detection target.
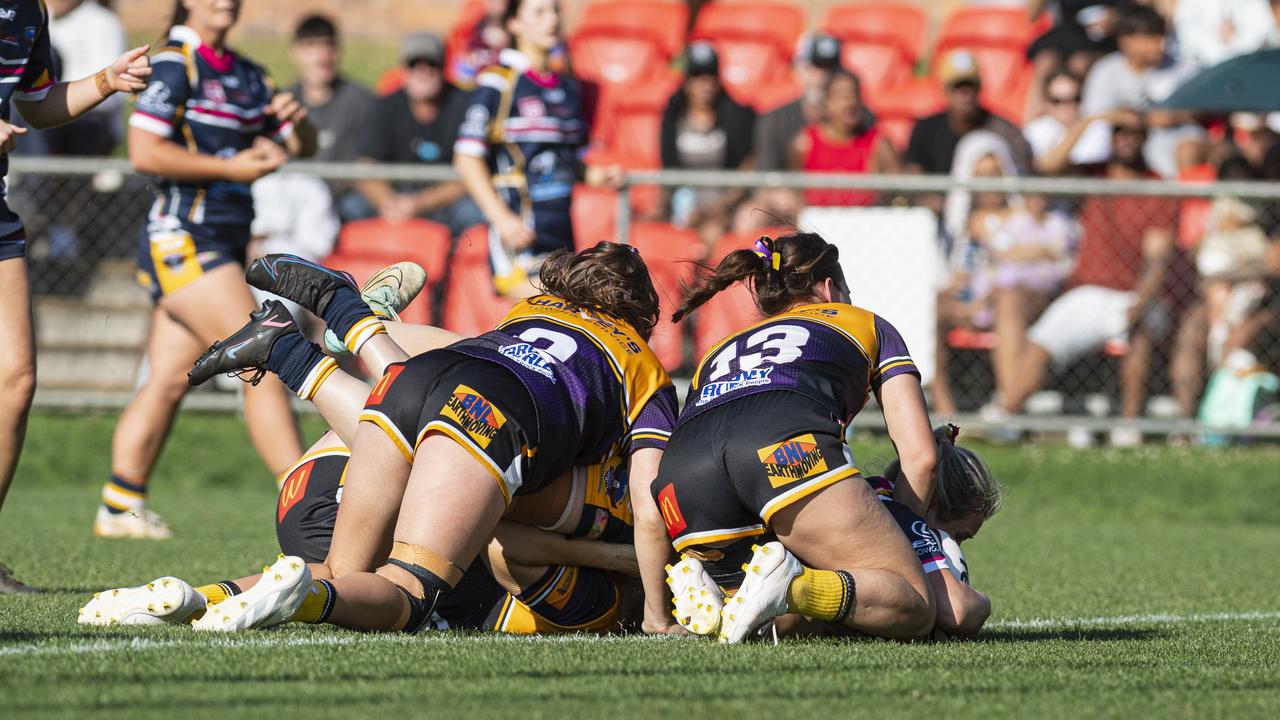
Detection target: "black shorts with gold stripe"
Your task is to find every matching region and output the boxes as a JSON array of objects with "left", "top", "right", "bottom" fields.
[
  {"left": 651, "top": 390, "right": 860, "bottom": 589},
  {"left": 272, "top": 444, "right": 507, "bottom": 630},
  {"left": 485, "top": 564, "right": 619, "bottom": 634},
  {"left": 135, "top": 216, "right": 249, "bottom": 301},
  {"left": 360, "top": 350, "right": 578, "bottom": 506}
]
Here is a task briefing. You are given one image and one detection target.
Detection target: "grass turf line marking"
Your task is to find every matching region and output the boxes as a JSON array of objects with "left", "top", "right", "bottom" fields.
[{"left": 2, "top": 611, "right": 1278, "bottom": 658}]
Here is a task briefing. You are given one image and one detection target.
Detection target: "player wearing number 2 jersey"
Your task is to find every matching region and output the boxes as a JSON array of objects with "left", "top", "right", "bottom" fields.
[
  {"left": 175, "top": 242, "right": 680, "bottom": 636},
  {"left": 652, "top": 233, "right": 940, "bottom": 643}
]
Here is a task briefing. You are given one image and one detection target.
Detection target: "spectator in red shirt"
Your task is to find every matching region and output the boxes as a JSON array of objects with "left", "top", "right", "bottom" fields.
[
  {"left": 989, "top": 111, "right": 1182, "bottom": 446},
  {"left": 788, "top": 70, "right": 897, "bottom": 208}
]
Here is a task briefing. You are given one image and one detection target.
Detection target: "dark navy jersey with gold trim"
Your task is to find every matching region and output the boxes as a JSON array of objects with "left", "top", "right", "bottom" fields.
[
  {"left": 453, "top": 48, "right": 589, "bottom": 254},
  {"left": 128, "top": 25, "right": 289, "bottom": 228},
  {"left": 0, "top": 0, "right": 57, "bottom": 237},
  {"left": 682, "top": 302, "right": 919, "bottom": 426},
  {"left": 445, "top": 295, "right": 677, "bottom": 465}
]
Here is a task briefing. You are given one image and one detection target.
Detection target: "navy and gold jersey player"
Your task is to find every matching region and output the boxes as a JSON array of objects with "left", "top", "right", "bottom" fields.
[
  {"left": 653, "top": 302, "right": 920, "bottom": 588},
  {"left": 0, "top": 1, "right": 57, "bottom": 262},
  {"left": 454, "top": 48, "right": 591, "bottom": 293},
  {"left": 361, "top": 294, "right": 677, "bottom": 508},
  {"left": 131, "top": 24, "right": 292, "bottom": 299}
]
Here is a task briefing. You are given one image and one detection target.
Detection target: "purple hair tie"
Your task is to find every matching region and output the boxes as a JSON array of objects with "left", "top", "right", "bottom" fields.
[{"left": 752, "top": 237, "right": 781, "bottom": 270}]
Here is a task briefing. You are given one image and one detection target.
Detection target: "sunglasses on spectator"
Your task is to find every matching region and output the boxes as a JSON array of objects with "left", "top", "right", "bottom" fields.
[
  {"left": 1047, "top": 95, "right": 1081, "bottom": 105},
  {"left": 406, "top": 58, "right": 441, "bottom": 71}
]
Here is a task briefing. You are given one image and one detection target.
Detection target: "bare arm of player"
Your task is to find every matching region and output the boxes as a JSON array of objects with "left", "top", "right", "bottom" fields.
[
  {"left": 14, "top": 45, "right": 150, "bottom": 129},
  {"left": 490, "top": 522, "right": 639, "bottom": 576},
  {"left": 454, "top": 152, "right": 535, "bottom": 251},
  {"left": 129, "top": 125, "right": 286, "bottom": 183},
  {"left": 928, "top": 570, "right": 991, "bottom": 637},
  {"left": 628, "top": 447, "right": 679, "bottom": 634},
  {"left": 877, "top": 373, "right": 937, "bottom": 517}
]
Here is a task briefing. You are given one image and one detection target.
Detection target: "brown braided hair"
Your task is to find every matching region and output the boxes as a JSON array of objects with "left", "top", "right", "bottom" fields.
[
  {"left": 671, "top": 232, "right": 848, "bottom": 323},
  {"left": 536, "top": 241, "right": 660, "bottom": 340}
]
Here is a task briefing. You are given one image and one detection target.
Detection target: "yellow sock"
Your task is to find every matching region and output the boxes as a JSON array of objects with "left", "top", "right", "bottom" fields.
[
  {"left": 194, "top": 581, "right": 239, "bottom": 606},
  {"left": 289, "top": 579, "right": 334, "bottom": 624},
  {"left": 785, "top": 566, "right": 855, "bottom": 622}
]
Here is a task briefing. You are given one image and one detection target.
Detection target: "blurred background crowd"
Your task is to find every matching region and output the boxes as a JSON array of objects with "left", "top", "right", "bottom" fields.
[{"left": 16, "top": 0, "right": 1280, "bottom": 445}]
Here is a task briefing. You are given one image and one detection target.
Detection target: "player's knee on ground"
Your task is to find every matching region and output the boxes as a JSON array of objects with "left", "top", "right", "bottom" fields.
[
  {"left": 381, "top": 541, "right": 465, "bottom": 633},
  {"left": 486, "top": 565, "right": 618, "bottom": 635}
]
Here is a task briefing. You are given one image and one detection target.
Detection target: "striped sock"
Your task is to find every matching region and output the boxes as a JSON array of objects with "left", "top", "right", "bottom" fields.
[
  {"left": 289, "top": 579, "right": 336, "bottom": 624},
  {"left": 101, "top": 475, "right": 146, "bottom": 515},
  {"left": 321, "top": 286, "right": 385, "bottom": 354},
  {"left": 265, "top": 333, "right": 336, "bottom": 400},
  {"left": 195, "top": 580, "right": 242, "bottom": 606}
]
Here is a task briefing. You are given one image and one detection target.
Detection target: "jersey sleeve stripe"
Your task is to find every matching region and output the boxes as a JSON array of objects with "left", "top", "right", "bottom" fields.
[
  {"left": 454, "top": 138, "right": 488, "bottom": 157},
  {"left": 873, "top": 359, "right": 917, "bottom": 377},
  {"left": 151, "top": 50, "right": 187, "bottom": 64},
  {"left": 129, "top": 112, "right": 174, "bottom": 136},
  {"left": 922, "top": 558, "right": 950, "bottom": 574},
  {"left": 876, "top": 355, "right": 913, "bottom": 369}
]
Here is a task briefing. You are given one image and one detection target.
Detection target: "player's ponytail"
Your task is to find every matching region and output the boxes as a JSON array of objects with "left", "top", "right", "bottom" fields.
[
  {"left": 672, "top": 232, "right": 848, "bottom": 323},
  {"left": 537, "top": 241, "right": 661, "bottom": 340},
  {"left": 887, "top": 425, "right": 1005, "bottom": 523}
]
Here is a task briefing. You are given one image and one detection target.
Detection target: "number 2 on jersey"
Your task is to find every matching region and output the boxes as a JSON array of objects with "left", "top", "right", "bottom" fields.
[{"left": 706, "top": 324, "right": 810, "bottom": 382}]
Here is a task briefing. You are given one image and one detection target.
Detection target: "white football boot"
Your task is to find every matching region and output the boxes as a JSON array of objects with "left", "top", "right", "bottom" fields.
[
  {"left": 718, "top": 542, "right": 802, "bottom": 644},
  {"left": 78, "top": 576, "right": 204, "bottom": 626},
  {"left": 92, "top": 506, "right": 173, "bottom": 540},
  {"left": 192, "top": 555, "right": 311, "bottom": 632},
  {"left": 323, "top": 261, "right": 427, "bottom": 354},
  {"left": 666, "top": 555, "right": 724, "bottom": 637}
]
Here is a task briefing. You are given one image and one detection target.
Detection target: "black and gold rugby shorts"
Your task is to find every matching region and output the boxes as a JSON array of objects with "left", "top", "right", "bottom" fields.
[
  {"left": 651, "top": 391, "right": 860, "bottom": 588},
  {"left": 359, "top": 349, "right": 572, "bottom": 504}
]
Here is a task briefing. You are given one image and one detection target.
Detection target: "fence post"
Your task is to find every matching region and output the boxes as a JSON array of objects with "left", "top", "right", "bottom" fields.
[{"left": 616, "top": 180, "right": 632, "bottom": 244}]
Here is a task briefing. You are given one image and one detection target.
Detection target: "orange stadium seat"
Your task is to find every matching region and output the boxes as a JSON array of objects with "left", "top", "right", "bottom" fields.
[
  {"left": 441, "top": 226, "right": 515, "bottom": 336},
  {"left": 571, "top": 184, "right": 618, "bottom": 248},
  {"left": 592, "top": 69, "right": 680, "bottom": 170},
  {"left": 840, "top": 42, "right": 914, "bottom": 96},
  {"left": 335, "top": 218, "right": 453, "bottom": 282},
  {"left": 823, "top": 2, "right": 928, "bottom": 64},
  {"left": 628, "top": 222, "right": 701, "bottom": 370},
  {"left": 935, "top": 6, "right": 1041, "bottom": 51},
  {"left": 570, "top": 1, "right": 687, "bottom": 87},
  {"left": 693, "top": 281, "right": 762, "bottom": 361},
  {"left": 981, "top": 67, "right": 1034, "bottom": 125},
  {"left": 690, "top": 2, "right": 806, "bottom": 106},
  {"left": 750, "top": 76, "right": 801, "bottom": 114},
  {"left": 864, "top": 78, "right": 945, "bottom": 151},
  {"left": 325, "top": 254, "right": 431, "bottom": 325}
]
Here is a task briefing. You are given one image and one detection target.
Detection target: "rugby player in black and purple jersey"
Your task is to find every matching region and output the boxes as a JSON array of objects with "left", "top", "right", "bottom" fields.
[
  {"left": 0, "top": 0, "right": 152, "bottom": 593},
  {"left": 86, "top": 243, "right": 682, "bottom": 636},
  {"left": 80, "top": 254, "right": 659, "bottom": 633},
  {"left": 656, "top": 232, "right": 941, "bottom": 642},
  {"left": 96, "top": 0, "right": 319, "bottom": 542}
]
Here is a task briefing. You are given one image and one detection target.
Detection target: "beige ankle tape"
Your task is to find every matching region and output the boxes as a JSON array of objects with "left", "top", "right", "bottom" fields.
[{"left": 389, "top": 542, "right": 465, "bottom": 588}]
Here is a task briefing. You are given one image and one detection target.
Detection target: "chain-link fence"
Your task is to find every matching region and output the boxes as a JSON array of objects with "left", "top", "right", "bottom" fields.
[{"left": 14, "top": 158, "right": 1280, "bottom": 440}]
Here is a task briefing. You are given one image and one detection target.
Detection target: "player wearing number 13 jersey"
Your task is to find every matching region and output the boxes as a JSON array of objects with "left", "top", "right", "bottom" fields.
[{"left": 651, "top": 233, "right": 939, "bottom": 643}]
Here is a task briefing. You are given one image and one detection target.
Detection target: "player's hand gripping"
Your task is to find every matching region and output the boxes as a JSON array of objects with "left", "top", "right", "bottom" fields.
[{"left": 106, "top": 45, "right": 153, "bottom": 94}]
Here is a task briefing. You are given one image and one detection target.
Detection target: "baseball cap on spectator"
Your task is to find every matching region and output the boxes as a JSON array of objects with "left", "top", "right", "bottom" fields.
[
  {"left": 402, "top": 32, "right": 445, "bottom": 67},
  {"left": 796, "top": 33, "right": 843, "bottom": 70},
  {"left": 686, "top": 41, "right": 719, "bottom": 77},
  {"left": 938, "top": 49, "right": 981, "bottom": 89}
]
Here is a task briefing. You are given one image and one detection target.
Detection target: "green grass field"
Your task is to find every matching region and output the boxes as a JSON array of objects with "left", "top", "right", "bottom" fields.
[{"left": 2, "top": 411, "right": 1279, "bottom": 718}]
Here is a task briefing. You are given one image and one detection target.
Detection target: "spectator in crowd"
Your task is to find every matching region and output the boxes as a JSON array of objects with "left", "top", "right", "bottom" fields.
[
  {"left": 449, "top": 0, "right": 510, "bottom": 89},
  {"left": 286, "top": 15, "right": 373, "bottom": 165},
  {"left": 1078, "top": 6, "right": 1205, "bottom": 178},
  {"left": 1228, "top": 113, "right": 1280, "bottom": 173},
  {"left": 1174, "top": 0, "right": 1274, "bottom": 68},
  {"left": 988, "top": 111, "right": 1185, "bottom": 447},
  {"left": 736, "top": 32, "right": 843, "bottom": 231},
  {"left": 903, "top": 50, "right": 1031, "bottom": 177},
  {"left": 788, "top": 70, "right": 897, "bottom": 208},
  {"left": 1023, "top": 71, "right": 1107, "bottom": 171},
  {"left": 657, "top": 41, "right": 755, "bottom": 251},
  {"left": 1026, "top": 1, "right": 1119, "bottom": 118},
  {"left": 933, "top": 131, "right": 1023, "bottom": 417},
  {"left": 355, "top": 32, "right": 482, "bottom": 238}
]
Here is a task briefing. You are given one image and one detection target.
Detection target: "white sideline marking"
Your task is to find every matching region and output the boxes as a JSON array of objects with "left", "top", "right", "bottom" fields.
[
  {"left": 1, "top": 611, "right": 1277, "bottom": 658},
  {"left": 988, "top": 610, "right": 1280, "bottom": 630}
]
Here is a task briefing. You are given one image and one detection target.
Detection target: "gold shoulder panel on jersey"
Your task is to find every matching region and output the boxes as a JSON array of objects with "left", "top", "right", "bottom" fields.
[{"left": 500, "top": 297, "right": 673, "bottom": 424}]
